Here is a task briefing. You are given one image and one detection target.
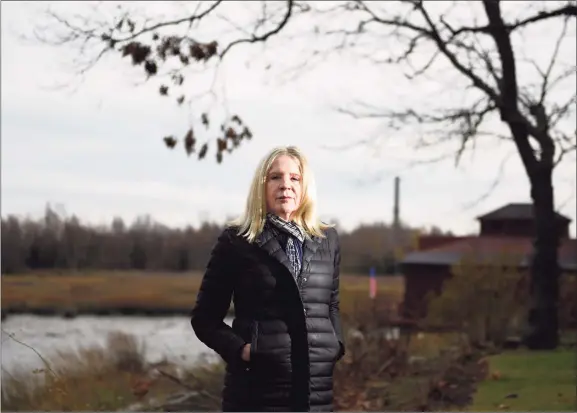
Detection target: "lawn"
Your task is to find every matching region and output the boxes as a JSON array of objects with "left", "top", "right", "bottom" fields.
[
  {"left": 468, "top": 349, "right": 577, "bottom": 411},
  {"left": 1, "top": 271, "right": 404, "bottom": 316}
]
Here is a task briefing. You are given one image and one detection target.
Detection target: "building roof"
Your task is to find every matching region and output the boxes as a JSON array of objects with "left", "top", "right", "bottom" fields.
[
  {"left": 477, "top": 203, "right": 571, "bottom": 222},
  {"left": 401, "top": 236, "right": 577, "bottom": 271}
]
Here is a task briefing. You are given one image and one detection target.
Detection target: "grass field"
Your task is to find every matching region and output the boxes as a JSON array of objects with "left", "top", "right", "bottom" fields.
[
  {"left": 468, "top": 349, "right": 577, "bottom": 411},
  {"left": 1, "top": 271, "right": 404, "bottom": 317}
]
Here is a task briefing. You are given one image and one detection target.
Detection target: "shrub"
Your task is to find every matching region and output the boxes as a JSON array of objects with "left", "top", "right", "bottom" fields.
[
  {"left": 422, "top": 252, "right": 529, "bottom": 348},
  {"left": 333, "top": 295, "right": 481, "bottom": 411},
  {"left": 106, "top": 330, "right": 147, "bottom": 373},
  {"left": 559, "top": 274, "right": 577, "bottom": 331},
  {"left": 422, "top": 251, "right": 577, "bottom": 347},
  {"left": 332, "top": 296, "right": 411, "bottom": 411}
]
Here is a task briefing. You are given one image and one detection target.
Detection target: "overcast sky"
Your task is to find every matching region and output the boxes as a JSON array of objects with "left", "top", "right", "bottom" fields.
[{"left": 1, "top": 1, "right": 576, "bottom": 236}]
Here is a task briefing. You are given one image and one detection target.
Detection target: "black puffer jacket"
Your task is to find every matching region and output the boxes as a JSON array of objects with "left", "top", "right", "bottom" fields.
[{"left": 191, "top": 223, "right": 345, "bottom": 412}]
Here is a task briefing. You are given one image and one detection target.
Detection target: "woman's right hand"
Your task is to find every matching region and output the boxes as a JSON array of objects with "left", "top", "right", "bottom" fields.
[{"left": 241, "top": 343, "right": 251, "bottom": 361}]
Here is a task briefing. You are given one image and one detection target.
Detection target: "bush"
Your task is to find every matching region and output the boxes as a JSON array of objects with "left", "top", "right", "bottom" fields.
[
  {"left": 333, "top": 297, "right": 403, "bottom": 410},
  {"left": 559, "top": 274, "right": 577, "bottom": 331},
  {"left": 423, "top": 252, "right": 529, "bottom": 348},
  {"left": 106, "top": 331, "right": 147, "bottom": 373},
  {"left": 422, "top": 251, "right": 577, "bottom": 348},
  {"left": 332, "top": 296, "right": 483, "bottom": 411}
]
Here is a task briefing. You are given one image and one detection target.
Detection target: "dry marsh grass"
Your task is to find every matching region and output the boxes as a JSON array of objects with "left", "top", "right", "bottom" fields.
[
  {"left": 1, "top": 312, "right": 466, "bottom": 413},
  {"left": 0, "top": 331, "right": 186, "bottom": 411},
  {"left": 2, "top": 271, "right": 205, "bottom": 314},
  {"left": 2, "top": 277, "right": 487, "bottom": 413},
  {"left": 1, "top": 271, "right": 404, "bottom": 316}
]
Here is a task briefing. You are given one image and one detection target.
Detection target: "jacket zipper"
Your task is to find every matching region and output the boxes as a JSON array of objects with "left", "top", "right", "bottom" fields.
[
  {"left": 292, "top": 265, "right": 306, "bottom": 316},
  {"left": 261, "top": 227, "right": 308, "bottom": 317}
]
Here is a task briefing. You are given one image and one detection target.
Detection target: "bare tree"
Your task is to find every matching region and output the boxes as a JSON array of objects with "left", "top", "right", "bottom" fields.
[{"left": 29, "top": 0, "right": 576, "bottom": 349}]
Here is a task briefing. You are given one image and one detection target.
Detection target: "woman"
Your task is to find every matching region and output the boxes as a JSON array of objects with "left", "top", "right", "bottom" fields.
[{"left": 191, "top": 146, "right": 345, "bottom": 412}]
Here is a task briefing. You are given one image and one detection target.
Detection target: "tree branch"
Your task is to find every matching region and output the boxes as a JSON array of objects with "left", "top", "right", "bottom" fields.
[
  {"left": 537, "top": 16, "right": 570, "bottom": 105},
  {"left": 448, "top": 3, "right": 577, "bottom": 39},
  {"left": 29, "top": 0, "right": 576, "bottom": 173},
  {"left": 337, "top": 96, "right": 499, "bottom": 167},
  {"left": 460, "top": 149, "right": 516, "bottom": 211},
  {"left": 554, "top": 140, "right": 577, "bottom": 167},
  {"left": 482, "top": 0, "right": 543, "bottom": 172},
  {"left": 355, "top": 1, "right": 432, "bottom": 35},
  {"left": 549, "top": 94, "right": 577, "bottom": 130},
  {"left": 107, "top": 1, "right": 224, "bottom": 44},
  {"left": 414, "top": 3, "right": 500, "bottom": 102},
  {"left": 218, "top": 0, "right": 294, "bottom": 58},
  {"left": 2, "top": 329, "right": 60, "bottom": 379},
  {"left": 482, "top": 1, "right": 519, "bottom": 115}
]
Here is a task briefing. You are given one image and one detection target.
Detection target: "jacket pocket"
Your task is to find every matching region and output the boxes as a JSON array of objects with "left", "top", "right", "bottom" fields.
[
  {"left": 331, "top": 326, "right": 342, "bottom": 361},
  {"left": 249, "top": 321, "right": 259, "bottom": 361}
]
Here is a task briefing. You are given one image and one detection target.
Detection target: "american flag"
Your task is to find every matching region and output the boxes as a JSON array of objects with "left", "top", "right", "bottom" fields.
[{"left": 369, "top": 267, "right": 377, "bottom": 299}]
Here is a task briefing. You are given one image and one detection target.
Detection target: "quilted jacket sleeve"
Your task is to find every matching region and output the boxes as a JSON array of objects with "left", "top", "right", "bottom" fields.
[{"left": 190, "top": 228, "right": 246, "bottom": 368}]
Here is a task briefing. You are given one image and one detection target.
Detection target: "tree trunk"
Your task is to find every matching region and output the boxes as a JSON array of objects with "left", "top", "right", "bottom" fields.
[{"left": 523, "top": 167, "right": 560, "bottom": 350}]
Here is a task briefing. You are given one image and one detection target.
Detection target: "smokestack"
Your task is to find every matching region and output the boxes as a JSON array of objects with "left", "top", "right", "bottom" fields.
[
  {"left": 392, "top": 176, "right": 401, "bottom": 274},
  {"left": 393, "top": 176, "right": 400, "bottom": 233}
]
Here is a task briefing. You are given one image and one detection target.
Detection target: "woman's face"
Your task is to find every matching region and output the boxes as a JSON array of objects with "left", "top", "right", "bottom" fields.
[{"left": 265, "top": 155, "right": 302, "bottom": 221}]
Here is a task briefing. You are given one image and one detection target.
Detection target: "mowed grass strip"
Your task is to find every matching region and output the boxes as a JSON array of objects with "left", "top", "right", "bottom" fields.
[
  {"left": 2, "top": 271, "right": 404, "bottom": 314},
  {"left": 468, "top": 349, "right": 577, "bottom": 412}
]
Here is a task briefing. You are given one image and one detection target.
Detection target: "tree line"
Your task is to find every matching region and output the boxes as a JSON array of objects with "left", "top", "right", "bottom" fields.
[{"left": 1, "top": 205, "right": 449, "bottom": 275}]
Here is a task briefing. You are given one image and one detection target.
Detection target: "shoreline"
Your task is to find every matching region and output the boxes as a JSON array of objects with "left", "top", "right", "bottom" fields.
[
  {"left": 1, "top": 306, "right": 235, "bottom": 320},
  {"left": 1, "top": 314, "right": 221, "bottom": 378}
]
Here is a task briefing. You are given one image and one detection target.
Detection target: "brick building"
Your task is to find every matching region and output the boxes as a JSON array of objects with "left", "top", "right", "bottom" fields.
[{"left": 400, "top": 203, "right": 577, "bottom": 319}]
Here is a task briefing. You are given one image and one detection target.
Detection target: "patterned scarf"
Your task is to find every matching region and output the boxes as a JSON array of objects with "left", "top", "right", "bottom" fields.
[{"left": 266, "top": 213, "right": 305, "bottom": 278}]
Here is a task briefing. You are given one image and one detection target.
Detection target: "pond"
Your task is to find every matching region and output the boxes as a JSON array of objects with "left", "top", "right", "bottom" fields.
[{"left": 1, "top": 315, "right": 227, "bottom": 374}]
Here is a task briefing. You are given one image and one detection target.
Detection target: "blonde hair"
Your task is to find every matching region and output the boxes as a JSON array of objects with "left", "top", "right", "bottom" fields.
[{"left": 229, "top": 146, "right": 331, "bottom": 243}]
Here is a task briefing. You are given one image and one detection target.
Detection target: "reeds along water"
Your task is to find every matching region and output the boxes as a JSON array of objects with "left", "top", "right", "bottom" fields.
[{"left": 1, "top": 298, "right": 484, "bottom": 413}]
